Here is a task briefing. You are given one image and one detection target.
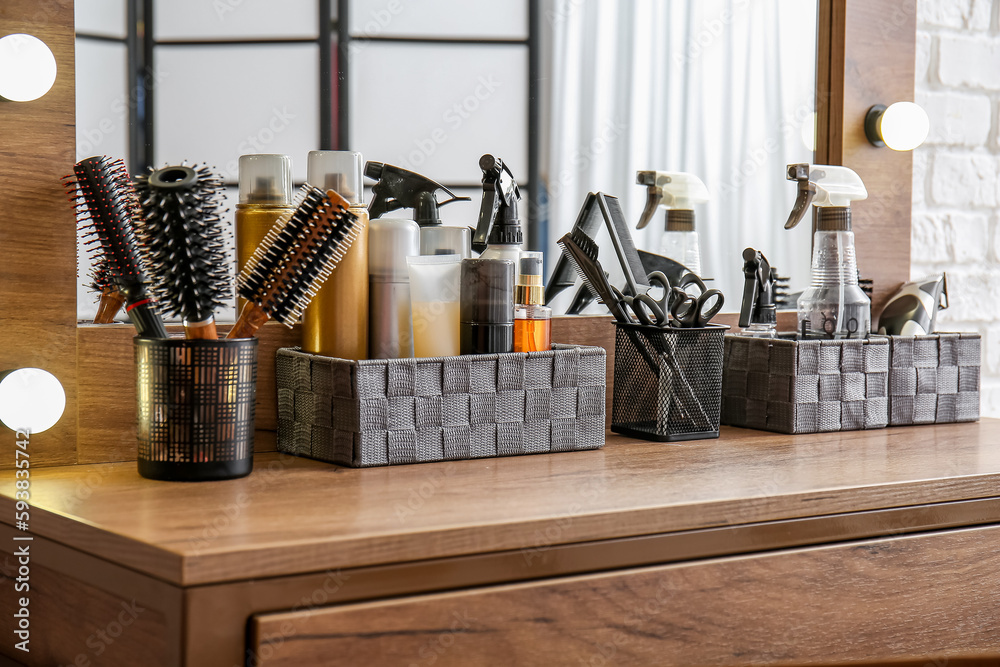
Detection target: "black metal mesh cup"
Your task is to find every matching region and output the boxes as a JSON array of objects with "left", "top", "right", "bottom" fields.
[
  {"left": 611, "top": 323, "right": 727, "bottom": 442},
  {"left": 135, "top": 337, "right": 258, "bottom": 481}
]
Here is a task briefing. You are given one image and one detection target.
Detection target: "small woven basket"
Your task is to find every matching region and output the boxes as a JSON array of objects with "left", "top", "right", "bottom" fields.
[{"left": 276, "top": 345, "right": 606, "bottom": 467}]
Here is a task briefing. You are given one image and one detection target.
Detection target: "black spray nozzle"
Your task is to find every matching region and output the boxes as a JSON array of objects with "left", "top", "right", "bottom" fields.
[
  {"left": 364, "top": 161, "right": 471, "bottom": 226},
  {"left": 784, "top": 163, "right": 815, "bottom": 229},
  {"left": 739, "top": 247, "right": 777, "bottom": 329},
  {"left": 472, "top": 154, "right": 522, "bottom": 254}
]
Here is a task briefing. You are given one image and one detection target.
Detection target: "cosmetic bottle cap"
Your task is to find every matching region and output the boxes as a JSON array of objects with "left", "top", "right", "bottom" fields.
[
  {"left": 308, "top": 151, "right": 364, "bottom": 206},
  {"left": 515, "top": 251, "right": 544, "bottom": 306},
  {"left": 369, "top": 218, "right": 420, "bottom": 281},
  {"left": 239, "top": 154, "right": 293, "bottom": 205},
  {"left": 461, "top": 258, "right": 515, "bottom": 324}
]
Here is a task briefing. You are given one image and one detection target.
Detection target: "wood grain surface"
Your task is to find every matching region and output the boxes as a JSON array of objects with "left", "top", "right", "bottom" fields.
[
  {"left": 0, "top": 0, "right": 78, "bottom": 468},
  {"left": 818, "top": 0, "right": 915, "bottom": 317},
  {"left": 2, "top": 421, "right": 1000, "bottom": 586},
  {"left": 250, "top": 525, "right": 1000, "bottom": 667}
]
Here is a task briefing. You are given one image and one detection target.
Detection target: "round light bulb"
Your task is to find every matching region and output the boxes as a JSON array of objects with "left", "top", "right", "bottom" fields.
[
  {"left": 0, "top": 34, "right": 57, "bottom": 102},
  {"left": 0, "top": 368, "right": 66, "bottom": 434},
  {"left": 878, "top": 102, "right": 929, "bottom": 151}
]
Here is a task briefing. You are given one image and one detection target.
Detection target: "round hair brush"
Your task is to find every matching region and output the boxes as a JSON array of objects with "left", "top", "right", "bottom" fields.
[
  {"left": 88, "top": 258, "right": 127, "bottom": 324},
  {"left": 229, "top": 185, "right": 361, "bottom": 339},
  {"left": 66, "top": 156, "right": 168, "bottom": 338},
  {"left": 134, "top": 164, "right": 231, "bottom": 339}
]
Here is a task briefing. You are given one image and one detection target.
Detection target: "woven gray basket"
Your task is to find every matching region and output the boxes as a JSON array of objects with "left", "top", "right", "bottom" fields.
[
  {"left": 722, "top": 335, "right": 890, "bottom": 434},
  {"left": 276, "top": 345, "right": 606, "bottom": 467},
  {"left": 887, "top": 333, "right": 980, "bottom": 425}
]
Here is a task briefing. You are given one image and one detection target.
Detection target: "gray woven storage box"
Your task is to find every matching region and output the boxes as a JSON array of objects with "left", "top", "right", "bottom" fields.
[
  {"left": 722, "top": 335, "right": 890, "bottom": 434},
  {"left": 276, "top": 345, "right": 606, "bottom": 467},
  {"left": 887, "top": 333, "right": 980, "bottom": 425}
]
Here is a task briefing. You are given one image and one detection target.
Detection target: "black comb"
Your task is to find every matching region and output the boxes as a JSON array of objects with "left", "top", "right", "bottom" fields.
[
  {"left": 229, "top": 185, "right": 361, "bottom": 338},
  {"left": 134, "top": 163, "right": 231, "bottom": 339},
  {"left": 66, "top": 156, "right": 168, "bottom": 338}
]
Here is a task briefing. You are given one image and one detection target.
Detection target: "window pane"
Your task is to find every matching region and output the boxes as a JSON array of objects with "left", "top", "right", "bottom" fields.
[
  {"left": 75, "top": 0, "right": 127, "bottom": 39},
  {"left": 350, "top": 43, "right": 528, "bottom": 185},
  {"left": 155, "top": 0, "right": 319, "bottom": 41},
  {"left": 349, "top": 0, "right": 527, "bottom": 40},
  {"left": 154, "top": 45, "right": 320, "bottom": 184},
  {"left": 75, "top": 39, "right": 129, "bottom": 164}
]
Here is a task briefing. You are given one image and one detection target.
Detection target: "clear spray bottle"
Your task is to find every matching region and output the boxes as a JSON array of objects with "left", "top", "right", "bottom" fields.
[
  {"left": 635, "top": 171, "right": 710, "bottom": 275},
  {"left": 784, "top": 163, "right": 870, "bottom": 339}
]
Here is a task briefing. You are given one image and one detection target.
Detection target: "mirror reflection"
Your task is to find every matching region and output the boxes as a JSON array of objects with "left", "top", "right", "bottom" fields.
[{"left": 74, "top": 0, "right": 816, "bottom": 321}]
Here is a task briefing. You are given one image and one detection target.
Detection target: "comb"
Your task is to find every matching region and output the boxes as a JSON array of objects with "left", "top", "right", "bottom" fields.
[
  {"left": 134, "top": 163, "right": 231, "bottom": 339},
  {"left": 556, "top": 228, "right": 630, "bottom": 323},
  {"left": 229, "top": 185, "right": 361, "bottom": 339},
  {"left": 66, "top": 156, "right": 168, "bottom": 338}
]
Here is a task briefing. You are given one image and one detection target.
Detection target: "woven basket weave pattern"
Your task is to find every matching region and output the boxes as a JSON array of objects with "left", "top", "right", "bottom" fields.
[
  {"left": 277, "top": 345, "right": 606, "bottom": 467},
  {"left": 888, "top": 333, "right": 980, "bottom": 425}
]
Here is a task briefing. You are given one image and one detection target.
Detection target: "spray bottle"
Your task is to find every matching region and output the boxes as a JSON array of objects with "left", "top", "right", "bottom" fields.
[
  {"left": 472, "top": 154, "right": 523, "bottom": 265},
  {"left": 302, "top": 151, "right": 369, "bottom": 359},
  {"left": 635, "top": 170, "right": 710, "bottom": 275},
  {"left": 784, "top": 163, "right": 870, "bottom": 339},
  {"left": 365, "top": 161, "right": 472, "bottom": 257},
  {"left": 738, "top": 248, "right": 777, "bottom": 338}
]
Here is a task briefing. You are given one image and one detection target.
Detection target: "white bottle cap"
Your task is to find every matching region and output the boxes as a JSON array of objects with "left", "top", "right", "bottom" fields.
[
  {"left": 369, "top": 218, "right": 420, "bottom": 281},
  {"left": 307, "top": 151, "right": 364, "bottom": 205},
  {"left": 238, "top": 154, "right": 292, "bottom": 205}
]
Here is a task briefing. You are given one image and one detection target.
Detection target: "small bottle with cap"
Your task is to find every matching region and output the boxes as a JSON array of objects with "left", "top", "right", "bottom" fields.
[
  {"left": 235, "top": 154, "right": 294, "bottom": 314},
  {"left": 368, "top": 218, "right": 420, "bottom": 359},
  {"left": 513, "top": 251, "right": 551, "bottom": 352}
]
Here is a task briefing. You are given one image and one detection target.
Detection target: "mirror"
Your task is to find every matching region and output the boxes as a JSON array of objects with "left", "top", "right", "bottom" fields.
[{"left": 73, "top": 0, "right": 816, "bottom": 321}]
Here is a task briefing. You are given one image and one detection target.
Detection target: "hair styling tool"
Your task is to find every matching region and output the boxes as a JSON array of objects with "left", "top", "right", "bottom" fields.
[
  {"left": 365, "top": 161, "right": 472, "bottom": 256},
  {"left": 877, "top": 273, "right": 948, "bottom": 336},
  {"left": 230, "top": 186, "right": 361, "bottom": 339},
  {"left": 88, "top": 258, "right": 127, "bottom": 324},
  {"left": 66, "top": 156, "right": 168, "bottom": 338},
  {"left": 738, "top": 248, "right": 777, "bottom": 337},
  {"left": 556, "top": 229, "right": 630, "bottom": 324},
  {"left": 565, "top": 249, "right": 693, "bottom": 316},
  {"left": 473, "top": 154, "right": 522, "bottom": 259},
  {"left": 134, "top": 164, "right": 231, "bottom": 340}
]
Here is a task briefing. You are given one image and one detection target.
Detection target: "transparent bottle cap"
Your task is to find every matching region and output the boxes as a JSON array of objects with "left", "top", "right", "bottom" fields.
[
  {"left": 308, "top": 151, "right": 364, "bottom": 205},
  {"left": 239, "top": 154, "right": 293, "bottom": 205},
  {"left": 369, "top": 218, "right": 420, "bottom": 280}
]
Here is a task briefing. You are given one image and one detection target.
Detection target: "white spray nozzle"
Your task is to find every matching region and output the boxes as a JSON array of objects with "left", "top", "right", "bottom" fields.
[
  {"left": 784, "top": 164, "right": 868, "bottom": 229},
  {"left": 635, "top": 170, "right": 710, "bottom": 229}
]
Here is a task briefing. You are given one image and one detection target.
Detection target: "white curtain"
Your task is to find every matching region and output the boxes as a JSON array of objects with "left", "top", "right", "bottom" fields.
[{"left": 540, "top": 0, "right": 817, "bottom": 313}]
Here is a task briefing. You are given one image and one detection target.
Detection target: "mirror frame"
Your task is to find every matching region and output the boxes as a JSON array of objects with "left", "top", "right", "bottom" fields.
[{"left": 0, "top": 0, "right": 915, "bottom": 468}]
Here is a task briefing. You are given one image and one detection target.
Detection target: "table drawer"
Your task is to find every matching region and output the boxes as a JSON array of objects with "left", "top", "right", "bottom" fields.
[{"left": 250, "top": 525, "right": 1000, "bottom": 666}]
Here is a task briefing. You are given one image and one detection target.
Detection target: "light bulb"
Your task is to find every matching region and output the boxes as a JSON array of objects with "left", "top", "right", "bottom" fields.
[
  {"left": 0, "top": 368, "right": 66, "bottom": 434},
  {"left": 0, "top": 34, "right": 57, "bottom": 102},
  {"left": 865, "top": 102, "right": 929, "bottom": 151}
]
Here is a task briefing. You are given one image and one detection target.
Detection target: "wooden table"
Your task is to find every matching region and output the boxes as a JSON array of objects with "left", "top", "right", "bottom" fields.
[{"left": 2, "top": 422, "right": 1000, "bottom": 666}]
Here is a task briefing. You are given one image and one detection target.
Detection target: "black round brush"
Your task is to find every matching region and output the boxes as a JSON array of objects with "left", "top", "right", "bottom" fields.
[
  {"left": 229, "top": 185, "right": 361, "bottom": 339},
  {"left": 133, "top": 164, "right": 231, "bottom": 340},
  {"left": 66, "top": 156, "right": 168, "bottom": 338},
  {"left": 88, "top": 257, "right": 126, "bottom": 324}
]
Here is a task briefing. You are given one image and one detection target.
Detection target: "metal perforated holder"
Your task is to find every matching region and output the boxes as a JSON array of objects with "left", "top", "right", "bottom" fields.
[
  {"left": 135, "top": 337, "right": 258, "bottom": 481},
  {"left": 276, "top": 345, "right": 606, "bottom": 467},
  {"left": 611, "top": 323, "right": 727, "bottom": 442}
]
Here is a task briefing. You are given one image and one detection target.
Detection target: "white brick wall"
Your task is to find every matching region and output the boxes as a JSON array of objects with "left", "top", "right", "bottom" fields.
[{"left": 912, "top": 0, "right": 1000, "bottom": 415}]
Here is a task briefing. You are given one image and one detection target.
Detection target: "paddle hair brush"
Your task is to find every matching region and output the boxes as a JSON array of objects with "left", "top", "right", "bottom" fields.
[
  {"left": 134, "top": 164, "right": 231, "bottom": 339},
  {"left": 66, "top": 156, "right": 168, "bottom": 338},
  {"left": 88, "top": 258, "right": 127, "bottom": 324},
  {"left": 229, "top": 185, "right": 361, "bottom": 339}
]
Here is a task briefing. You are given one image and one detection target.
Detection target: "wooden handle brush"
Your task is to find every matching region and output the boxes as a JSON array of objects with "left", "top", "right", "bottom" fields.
[
  {"left": 88, "top": 259, "right": 127, "bottom": 324},
  {"left": 229, "top": 185, "right": 362, "bottom": 339},
  {"left": 133, "top": 164, "right": 231, "bottom": 340},
  {"left": 66, "top": 156, "right": 169, "bottom": 338}
]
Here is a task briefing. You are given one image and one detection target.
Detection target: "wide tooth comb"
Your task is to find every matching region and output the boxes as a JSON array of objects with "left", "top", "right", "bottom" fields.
[
  {"left": 229, "top": 185, "right": 361, "bottom": 338},
  {"left": 557, "top": 229, "right": 629, "bottom": 323}
]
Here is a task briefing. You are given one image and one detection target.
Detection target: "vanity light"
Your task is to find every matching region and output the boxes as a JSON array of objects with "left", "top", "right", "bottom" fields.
[
  {"left": 0, "top": 33, "right": 57, "bottom": 102},
  {"left": 865, "top": 102, "right": 929, "bottom": 151},
  {"left": 0, "top": 368, "right": 66, "bottom": 434}
]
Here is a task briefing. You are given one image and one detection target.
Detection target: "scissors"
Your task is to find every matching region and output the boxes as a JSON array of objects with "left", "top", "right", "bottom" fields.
[
  {"left": 616, "top": 271, "right": 673, "bottom": 326},
  {"left": 668, "top": 272, "right": 724, "bottom": 327}
]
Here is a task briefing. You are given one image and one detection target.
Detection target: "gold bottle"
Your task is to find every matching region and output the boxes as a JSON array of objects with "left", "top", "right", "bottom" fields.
[
  {"left": 235, "top": 154, "right": 294, "bottom": 314},
  {"left": 302, "top": 151, "right": 369, "bottom": 359}
]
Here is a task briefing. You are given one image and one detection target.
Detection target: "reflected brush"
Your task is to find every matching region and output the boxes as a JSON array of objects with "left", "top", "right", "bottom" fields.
[
  {"left": 66, "top": 156, "right": 168, "bottom": 338},
  {"left": 229, "top": 185, "right": 361, "bottom": 339},
  {"left": 88, "top": 258, "right": 127, "bottom": 324},
  {"left": 134, "top": 163, "right": 231, "bottom": 340}
]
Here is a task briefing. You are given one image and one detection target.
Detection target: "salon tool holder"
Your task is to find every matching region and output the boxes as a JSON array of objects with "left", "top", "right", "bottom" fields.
[
  {"left": 275, "top": 345, "right": 605, "bottom": 467},
  {"left": 135, "top": 336, "right": 258, "bottom": 481},
  {"left": 611, "top": 322, "right": 727, "bottom": 442}
]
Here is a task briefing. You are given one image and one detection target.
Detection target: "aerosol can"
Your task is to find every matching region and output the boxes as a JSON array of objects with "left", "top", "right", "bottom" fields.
[
  {"left": 784, "top": 163, "right": 870, "bottom": 339},
  {"left": 635, "top": 170, "right": 710, "bottom": 275}
]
